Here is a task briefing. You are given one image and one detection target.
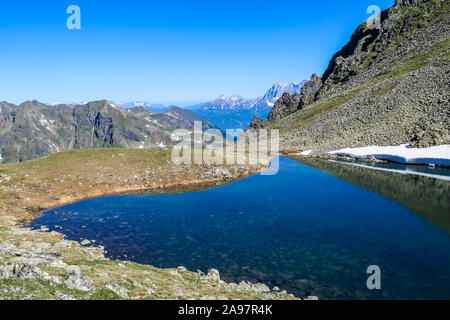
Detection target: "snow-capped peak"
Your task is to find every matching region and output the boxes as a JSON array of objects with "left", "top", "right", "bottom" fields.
[
  {"left": 262, "top": 81, "right": 307, "bottom": 104},
  {"left": 197, "top": 81, "right": 306, "bottom": 112}
]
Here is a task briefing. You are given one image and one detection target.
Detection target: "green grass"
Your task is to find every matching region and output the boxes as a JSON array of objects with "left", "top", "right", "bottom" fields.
[
  {"left": 371, "top": 82, "right": 398, "bottom": 96},
  {"left": 0, "top": 278, "right": 88, "bottom": 300},
  {"left": 90, "top": 289, "right": 122, "bottom": 300},
  {"left": 440, "top": 49, "right": 450, "bottom": 62}
]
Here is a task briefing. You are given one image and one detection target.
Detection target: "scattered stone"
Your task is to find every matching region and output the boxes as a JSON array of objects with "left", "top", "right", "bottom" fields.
[
  {"left": 96, "top": 272, "right": 109, "bottom": 277},
  {"left": 206, "top": 269, "right": 221, "bottom": 282},
  {"left": 144, "top": 287, "right": 155, "bottom": 296},
  {"left": 0, "top": 265, "right": 12, "bottom": 279},
  {"left": 169, "top": 270, "right": 183, "bottom": 280},
  {"left": 252, "top": 283, "right": 271, "bottom": 293},
  {"left": 64, "top": 266, "right": 93, "bottom": 292},
  {"left": 13, "top": 264, "right": 42, "bottom": 280},
  {"left": 171, "top": 290, "right": 185, "bottom": 298},
  {"left": 19, "top": 241, "right": 33, "bottom": 250},
  {"left": 207, "top": 167, "right": 232, "bottom": 180},
  {"left": 104, "top": 281, "right": 129, "bottom": 299},
  {"left": 41, "top": 272, "right": 62, "bottom": 285}
]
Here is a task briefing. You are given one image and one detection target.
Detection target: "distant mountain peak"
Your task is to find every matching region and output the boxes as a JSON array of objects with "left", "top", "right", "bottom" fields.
[
  {"left": 184, "top": 80, "right": 307, "bottom": 130},
  {"left": 262, "top": 81, "right": 307, "bottom": 105}
]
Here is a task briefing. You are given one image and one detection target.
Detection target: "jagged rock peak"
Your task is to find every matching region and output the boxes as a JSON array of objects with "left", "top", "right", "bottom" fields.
[{"left": 299, "top": 73, "right": 322, "bottom": 108}]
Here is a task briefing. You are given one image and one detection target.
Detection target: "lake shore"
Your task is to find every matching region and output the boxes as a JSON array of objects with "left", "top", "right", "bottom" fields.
[
  {"left": 0, "top": 148, "right": 267, "bottom": 223},
  {"left": 0, "top": 148, "right": 301, "bottom": 300},
  {"left": 283, "top": 144, "right": 450, "bottom": 168}
]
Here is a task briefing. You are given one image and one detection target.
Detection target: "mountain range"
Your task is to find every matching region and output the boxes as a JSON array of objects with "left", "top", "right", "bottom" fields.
[
  {"left": 0, "top": 100, "right": 218, "bottom": 163},
  {"left": 95, "top": 82, "right": 306, "bottom": 131},
  {"left": 109, "top": 102, "right": 169, "bottom": 113},
  {"left": 185, "top": 81, "right": 306, "bottom": 130}
]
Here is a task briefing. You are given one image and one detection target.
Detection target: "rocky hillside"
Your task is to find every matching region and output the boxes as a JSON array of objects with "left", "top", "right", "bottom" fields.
[
  {"left": 253, "top": 0, "right": 449, "bottom": 153},
  {"left": 0, "top": 100, "right": 218, "bottom": 163}
]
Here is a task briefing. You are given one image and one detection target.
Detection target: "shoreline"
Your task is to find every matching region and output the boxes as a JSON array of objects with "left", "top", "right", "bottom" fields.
[
  {"left": 283, "top": 144, "right": 450, "bottom": 169},
  {"left": 0, "top": 148, "right": 303, "bottom": 300},
  {"left": 25, "top": 173, "right": 256, "bottom": 224}
]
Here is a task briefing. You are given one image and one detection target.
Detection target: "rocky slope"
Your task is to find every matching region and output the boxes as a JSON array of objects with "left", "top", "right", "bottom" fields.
[
  {"left": 253, "top": 0, "right": 449, "bottom": 153},
  {"left": 0, "top": 100, "right": 218, "bottom": 163}
]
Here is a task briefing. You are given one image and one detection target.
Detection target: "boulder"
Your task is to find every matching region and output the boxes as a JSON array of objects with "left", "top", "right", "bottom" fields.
[
  {"left": 206, "top": 269, "right": 221, "bottom": 282},
  {"left": 104, "top": 281, "right": 129, "bottom": 299},
  {"left": 64, "top": 266, "right": 93, "bottom": 292}
]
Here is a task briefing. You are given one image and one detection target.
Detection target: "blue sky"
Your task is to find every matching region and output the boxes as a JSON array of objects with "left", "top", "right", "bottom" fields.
[{"left": 0, "top": 0, "right": 394, "bottom": 105}]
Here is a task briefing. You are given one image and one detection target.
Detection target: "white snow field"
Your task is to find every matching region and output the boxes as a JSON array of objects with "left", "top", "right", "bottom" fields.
[{"left": 328, "top": 144, "right": 450, "bottom": 167}]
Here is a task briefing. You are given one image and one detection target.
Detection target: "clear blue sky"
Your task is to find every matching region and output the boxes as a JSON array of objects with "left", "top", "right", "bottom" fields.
[{"left": 0, "top": 0, "right": 394, "bottom": 105}]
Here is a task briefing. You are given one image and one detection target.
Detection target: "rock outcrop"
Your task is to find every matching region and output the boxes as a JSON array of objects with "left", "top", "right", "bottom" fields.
[
  {"left": 267, "top": 93, "right": 301, "bottom": 122},
  {"left": 267, "top": 73, "right": 322, "bottom": 123},
  {"left": 299, "top": 73, "right": 322, "bottom": 108}
]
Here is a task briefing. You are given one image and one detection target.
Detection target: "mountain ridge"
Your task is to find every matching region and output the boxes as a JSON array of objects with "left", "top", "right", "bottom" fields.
[
  {"left": 0, "top": 100, "right": 218, "bottom": 163},
  {"left": 188, "top": 81, "right": 307, "bottom": 130}
]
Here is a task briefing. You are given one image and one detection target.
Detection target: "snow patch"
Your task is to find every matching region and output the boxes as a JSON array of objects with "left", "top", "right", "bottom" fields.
[
  {"left": 299, "top": 150, "right": 313, "bottom": 156},
  {"left": 328, "top": 145, "right": 450, "bottom": 167},
  {"left": 330, "top": 160, "right": 450, "bottom": 182}
]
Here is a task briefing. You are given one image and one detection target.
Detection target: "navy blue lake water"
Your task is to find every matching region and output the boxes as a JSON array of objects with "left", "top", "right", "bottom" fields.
[{"left": 30, "top": 157, "right": 450, "bottom": 299}]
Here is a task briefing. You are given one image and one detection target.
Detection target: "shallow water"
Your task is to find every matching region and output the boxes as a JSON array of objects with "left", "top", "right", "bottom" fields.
[{"left": 30, "top": 157, "right": 450, "bottom": 299}]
